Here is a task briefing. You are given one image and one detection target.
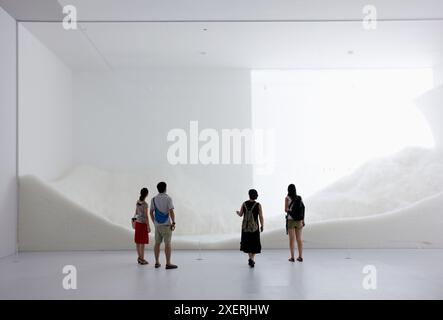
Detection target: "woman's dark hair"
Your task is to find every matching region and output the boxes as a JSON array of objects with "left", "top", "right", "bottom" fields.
[
  {"left": 248, "top": 189, "right": 258, "bottom": 200},
  {"left": 139, "top": 188, "right": 149, "bottom": 201},
  {"left": 287, "top": 184, "right": 297, "bottom": 202},
  {"left": 157, "top": 182, "right": 167, "bottom": 193}
]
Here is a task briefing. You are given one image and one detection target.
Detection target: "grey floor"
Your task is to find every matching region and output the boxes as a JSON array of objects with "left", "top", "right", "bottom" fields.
[{"left": 0, "top": 249, "right": 442, "bottom": 299}]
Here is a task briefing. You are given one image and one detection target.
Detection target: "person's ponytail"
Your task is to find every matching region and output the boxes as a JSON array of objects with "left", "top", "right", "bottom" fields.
[
  {"left": 287, "top": 184, "right": 297, "bottom": 202},
  {"left": 139, "top": 188, "right": 149, "bottom": 202}
]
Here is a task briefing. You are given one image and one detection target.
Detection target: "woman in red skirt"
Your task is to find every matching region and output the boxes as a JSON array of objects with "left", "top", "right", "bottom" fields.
[{"left": 133, "top": 188, "right": 150, "bottom": 265}]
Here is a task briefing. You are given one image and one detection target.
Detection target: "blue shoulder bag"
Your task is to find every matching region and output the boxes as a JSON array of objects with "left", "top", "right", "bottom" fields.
[{"left": 153, "top": 198, "right": 169, "bottom": 224}]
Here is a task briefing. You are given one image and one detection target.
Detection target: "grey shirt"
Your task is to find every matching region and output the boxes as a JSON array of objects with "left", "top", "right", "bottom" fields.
[
  {"left": 150, "top": 193, "right": 174, "bottom": 225},
  {"left": 135, "top": 200, "right": 148, "bottom": 223}
]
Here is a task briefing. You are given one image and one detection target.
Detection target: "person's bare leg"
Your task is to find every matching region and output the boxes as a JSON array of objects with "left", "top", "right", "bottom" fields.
[
  {"left": 140, "top": 244, "right": 145, "bottom": 260},
  {"left": 288, "top": 228, "right": 296, "bottom": 260},
  {"left": 295, "top": 228, "right": 303, "bottom": 259},
  {"left": 247, "top": 253, "right": 255, "bottom": 267},
  {"left": 136, "top": 244, "right": 141, "bottom": 259},
  {"left": 165, "top": 243, "right": 172, "bottom": 265},
  {"left": 154, "top": 243, "right": 161, "bottom": 264}
]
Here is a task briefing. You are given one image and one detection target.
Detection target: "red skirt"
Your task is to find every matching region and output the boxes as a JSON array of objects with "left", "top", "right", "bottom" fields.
[{"left": 134, "top": 222, "right": 149, "bottom": 244}]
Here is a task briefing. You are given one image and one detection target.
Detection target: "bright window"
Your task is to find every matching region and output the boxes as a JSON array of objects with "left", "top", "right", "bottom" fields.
[{"left": 252, "top": 69, "right": 434, "bottom": 217}]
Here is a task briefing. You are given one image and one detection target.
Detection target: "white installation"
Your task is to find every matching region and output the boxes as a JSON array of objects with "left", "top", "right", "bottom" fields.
[{"left": 16, "top": 20, "right": 443, "bottom": 251}]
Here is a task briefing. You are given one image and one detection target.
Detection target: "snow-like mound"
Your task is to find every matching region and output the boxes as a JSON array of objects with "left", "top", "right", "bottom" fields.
[
  {"left": 263, "top": 191, "right": 443, "bottom": 249},
  {"left": 18, "top": 173, "right": 443, "bottom": 250},
  {"left": 18, "top": 148, "right": 443, "bottom": 250},
  {"left": 306, "top": 147, "right": 443, "bottom": 221},
  {"left": 49, "top": 165, "right": 240, "bottom": 236},
  {"left": 19, "top": 175, "right": 133, "bottom": 251}
]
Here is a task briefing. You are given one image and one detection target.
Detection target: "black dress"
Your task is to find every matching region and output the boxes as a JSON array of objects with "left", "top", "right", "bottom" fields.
[{"left": 240, "top": 200, "right": 262, "bottom": 254}]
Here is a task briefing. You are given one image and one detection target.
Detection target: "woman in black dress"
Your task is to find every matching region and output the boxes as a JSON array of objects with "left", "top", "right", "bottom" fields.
[{"left": 236, "top": 189, "right": 264, "bottom": 268}]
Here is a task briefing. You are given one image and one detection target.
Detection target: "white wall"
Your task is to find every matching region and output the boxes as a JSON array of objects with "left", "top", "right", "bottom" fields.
[
  {"left": 18, "top": 24, "right": 73, "bottom": 181},
  {"left": 0, "top": 7, "right": 17, "bottom": 257},
  {"left": 416, "top": 62, "right": 443, "bottom": 149},
  {"left": 434, "top": 63, "right": 443, "bottom": 86},
  {"left": 73, "top": 69, "right": 253, "bottom": 201}
]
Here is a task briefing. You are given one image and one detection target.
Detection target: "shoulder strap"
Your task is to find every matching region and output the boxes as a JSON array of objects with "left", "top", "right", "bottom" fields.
[
  {"left": 243, "top": 201, "right": 258, "bottom": 213},
  {"left": 288, "top": 198, "right": 293, "bottom": 210},
  {"left": 289, "top": 197, "right": 298, "bottom": 210},
  {"left": 153, "top": 197, "right": 169, "bottom": 215}
]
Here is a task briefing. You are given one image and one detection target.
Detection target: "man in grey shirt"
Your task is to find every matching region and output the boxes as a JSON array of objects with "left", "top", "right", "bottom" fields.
[{"left": 150, "top": 181, "right": 177, "bottom": 269}]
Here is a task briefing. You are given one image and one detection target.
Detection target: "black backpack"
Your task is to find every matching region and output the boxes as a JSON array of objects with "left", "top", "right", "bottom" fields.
[{"left": 288, "top": 196, "right": 305, "bottom": 221}]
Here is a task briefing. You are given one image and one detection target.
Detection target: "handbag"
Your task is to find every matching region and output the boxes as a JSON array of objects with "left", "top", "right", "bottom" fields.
[{"left": 131, "top": 216, "right": 136, "bottom": 229}]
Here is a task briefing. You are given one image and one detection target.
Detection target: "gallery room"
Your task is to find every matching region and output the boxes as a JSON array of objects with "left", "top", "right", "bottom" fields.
[{"left": 1, "top": 0, "right": 443, "bottom": 301}]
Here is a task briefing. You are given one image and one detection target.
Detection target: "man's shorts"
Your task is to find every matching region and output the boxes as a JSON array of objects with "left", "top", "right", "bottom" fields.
[{"left": 155, "top": 225, "right": 172, "bottom": 244}]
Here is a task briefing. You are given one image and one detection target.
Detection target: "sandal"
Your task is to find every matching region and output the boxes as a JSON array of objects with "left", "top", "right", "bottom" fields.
[
  {"left": 155, "top": 263, "right": 161, "bottom": 268},
  {"left": 297, "top": 257, "right": 303, "bottom": 262},
  {"left": 165, "top": 264, "right": 178, "bottom": 270},
  {"left": 138, "top": 258, "right": 148, "bottom": 265},
  {"left": 288, "top": 258, "right": 295, "bottom": 262}
]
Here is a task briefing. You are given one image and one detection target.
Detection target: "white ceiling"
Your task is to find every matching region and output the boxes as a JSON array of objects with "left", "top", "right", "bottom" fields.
[
  {"left": 3, "top": 0, "right": 443, "bottom": 21},
  {"left": 56, "top": 0, "right": 443, "bottom": 22},
  {"left": 22, "top": 20, "right": 443, "bottom": 70}
]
